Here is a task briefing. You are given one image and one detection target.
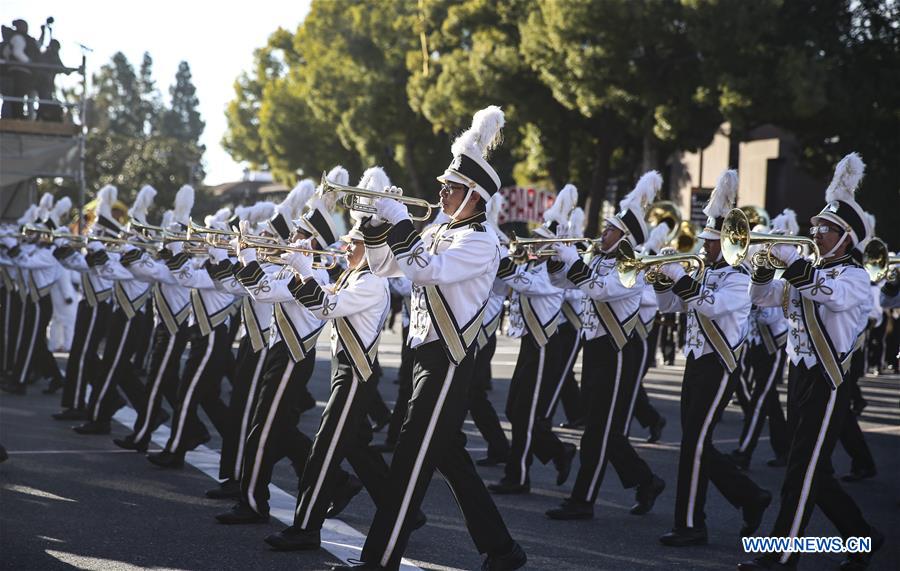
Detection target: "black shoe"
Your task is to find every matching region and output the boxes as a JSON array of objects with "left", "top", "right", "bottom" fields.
[
  {"left": 647, "top": 416, "right": 666, "bottom": 443},
  {"left": 559, "top": 417, "right": 585, "bottom": 429},
  {"left": 730, "top": 449, "right": 751, "bottom": 471},
  {"left": 216, "top": 502, "right": 269, "bottom": 525},
  {"left": 147, "top": 450, "right": 184, "bottom": 469},
  {"left": 52, "top": 408, "right": 88, "bottom": 421},
  {"left": 740, "top": 489, "right": 772, "bottom": 536},
  {"left": 630, "top": 475, "right": 665, "bottom": 515},
  {"left": 488, "top": 479, "right": 530, "bottom": 495},
  {"left": 737, "top": 558, "right": 794, "bottom": 570},
  {"left": 369, "top": 441, "right": 396, "bottom": 453},
  {"left": 476, "top": 454, "right": 508, "bottom": 467},
  {"left": 265, "top": 526, "right": 320, "bottom": 551},
  {"left": 481, "top": 541, "right": 526, "bottom": 571},
  {"left": 206, "top": 479, "right": 241, "bottom": 500},
  {"left": 546, "top": 499, "right": 593, "bottom": 520},
  {"left": 851, "top": 398, "right": 868, "bottom": 416},
  {"left": 659, "top": 527, "right": 708, "bottom": 546},
  {"left": 554, "top": 443, "right": 577, "bottom": 486},
  {"left": 73, "top": 420, "right": 111, "bottom": 435},
  {"left": 766, "top": 456, "right": 787, "bottom": 468},
  {"left": 840, "top": 527, "right": 884, "bottom": 570},
  {"left": 0, "top": 382, "right": 25, "bottom": 395},
  {"left": 113, "top": 435, "right": 148, "bottom": 452},
  {"left": 42, "top": 377, "right": 64, "bottom": 395},
  {"left": 840, "top": 467, "right": 877, "bottom": 482},
  {"left": 325, "top": 475, "right": 363, "bottom": 518}
]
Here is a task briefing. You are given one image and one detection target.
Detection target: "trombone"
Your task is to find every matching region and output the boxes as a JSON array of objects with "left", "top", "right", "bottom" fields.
[
  {"left": 864, "top": 238, "right": 899, "bottom": 282},
  {"left": 320, "top": 171, "right": 441, "bottom": 222},
  {"left": 507, "top": 235, "right": 594, "bottom": 264},
  {"left": 615, "top": 241, "right": 705, "bottom": 288},
  {"left": 721, "top": 208, "right": 820, "bottom": 269},
  {"left": 236, "top": 227, "right": 347, "bottom": 270}
]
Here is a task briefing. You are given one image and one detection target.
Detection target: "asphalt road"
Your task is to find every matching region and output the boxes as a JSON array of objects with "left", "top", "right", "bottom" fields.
[{"left": 2, "top": 327, "right": 898, "bottom": 570}]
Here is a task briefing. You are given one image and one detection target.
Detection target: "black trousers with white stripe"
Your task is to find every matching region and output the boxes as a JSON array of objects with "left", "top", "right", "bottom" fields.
[
  {"left": 0, "top": 286, "right": 12, "bottom": 373},
  {"left": 219, "top": 336, "right": 268, "bottom": 482},
  {"left": 131, "top": 297, "right": 155, "bottom": 372},
  {"left": 163, "top": 323, "right": 232, "bottom": 454},
  {"left": 735, "top": 347, "right": 754, "bottom": 415},
  {"left": 292, "top": 351, "right": 391, "bottom": 531},
  {"left": 503, "top": 332, "right": 566, "bottom": 485},
  {"left": 61, "top": 300, "right": 110, "bottom": 411},
  {"left": 361, "top": 340, "right": 514, "bottom": 570},
  {"left": 570, "top": 334, "right": 654, "bottom": 504},
  {"left": 555, "top": 321, "right": 585, "bottom": 423},
  {"left": 130, "top": 323, "right": 191, "bottom": 447},
  {"left": 838, "top": 350, "right": 876, "bottom": 473},
  {"left": 632, "top": 326, "right": 663, "bottom": 430},
  {"left": 765, "top": 362, "right": 872, "bottom": 566},
  {"left": 468, "top": 333, "right": 509, "bottom": 460},
  {"left": 10, "top": 296, "right": 43, "bottom": 385},
  {"left": 28, "top": 295, "right": 63, "bottom": 386},
  {"left": 2, "top": 290, "right": 23, "bottom": 374},
  {"left": 674, "top": 353, "right": 763, "bottom": 530},
  {"left": 735, "top": 344, "right": 788, "bottom": 459},
  {"left": 240, "top": 341, "right": 315, "bottom": 515},
  {"left": 88, "top": 308, "right": 147, "bottom": 422}
]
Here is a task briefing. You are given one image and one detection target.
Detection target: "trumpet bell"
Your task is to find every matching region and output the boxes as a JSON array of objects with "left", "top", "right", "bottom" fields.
[
  {"left": 864, "top": 238, "right": 889, "bottom": 282},
  {"left": 320, "top": 171, "right": 441, "bottom": 222},
  {"left": 615, "top": 241, "right": 705, "bottom": 288},
  {"left": 646, "top": 201, "right": 682, "bottom": 244},
  {"left": 722, "top": 208, "right": 820, "bottom": 269}
]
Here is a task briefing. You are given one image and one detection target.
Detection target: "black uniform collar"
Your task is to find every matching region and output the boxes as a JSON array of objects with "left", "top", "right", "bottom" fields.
[
  {"left": 447, "top": 212, "right": 486, "bottom": 230},
  {"left": 821, "top": 254, "right": 857, "bottom": 269}
]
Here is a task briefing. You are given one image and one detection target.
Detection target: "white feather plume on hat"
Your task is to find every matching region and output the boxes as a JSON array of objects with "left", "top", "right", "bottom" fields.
[
  {"left": 353, "top": 167, "right": 392, "bottom": 224},
  {"left": 250, "top": 202, "right": 276, "bottom": 226},
  {"left": 567, "top": 207, "right": 585, "bottom": 238},
  {"left": 452, "top": 105, "right": 505, "bottom": 159},
  {"left": 825, "top": 152, "right": 865, "bottom": 203},
  {"left": 280, "top": 179, "right": 316, "bottom": 221},
  {"left": 161, "top": 210, "right": 174, "bottom": 229},
  {"left": 643, "top": 223, "right": 670, "bottom": 254},
  {"left": 620, "top": 171, "right": 661, "bottom": 215},
  {"left": 18, "top": 204, "right": 39, "bottom": 225},
  {"left": 703, "top": 170, "right": 739, "bottom": 219},
  {"left": 96, "top": 185, "right": 117, "bottom": 219},
  {"left": 204, "top": 207, "right": 232, "bottom": 229},
  {"left": 37, "top": 192, "right": 54, "bottom": 219},
  {"left": 486, "top": 193, "right": 508, "bottom": 243},
  {"left": 543, "top": 184, "right": 578, "bottom": 227},
  {"left": 771, "top": 208, "right": 799, "bottom": 236},
  {"left": 173, "top": 185, "right": 194, "bottom": 225},
  {"left": 49, "top": 197, "right": 72, "bottom": 226},
  {"left": 129, "top": 185, "right": 157, "bottom": 223}
]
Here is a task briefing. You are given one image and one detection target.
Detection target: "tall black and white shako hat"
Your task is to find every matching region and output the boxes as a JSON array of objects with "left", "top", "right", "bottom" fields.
[
  {"left": 535, "top": 184, "right": 578, "bottom": 239},
  {"left": 92, "top": 185, "right": 124, "bottom": 237},
  {"left": 811, "top": 152, "right": 870, "bottom": 248},
  {"left": 437, "top": 105, "right": 505, "bottom": 212},
  {"left": 267, "top": 178, "right": 317, "bottom": 241},
  {"left": 295, "top": 165, "right": 348, "bottom": 248},
  {"left": 698, "top": 170, "right": 739, "bottom": 240},
  {"left": 606, "top": 170, "right": 662, "bottom": 247},
  {"left": 129, "top": 185, "right": 157, "bottom": 225},
  {"left": 46, "top": 197, "right": 72, "bottom": 231},
  {"left": 343, "top": 166, "right": 391, "bottom": 242},
  {"left": 770, "top": 208, "right": 799, "bottom": 236}
]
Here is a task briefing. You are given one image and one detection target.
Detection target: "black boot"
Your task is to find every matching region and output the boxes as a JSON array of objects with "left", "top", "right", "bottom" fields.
[
  {"left": 265, "top": 526, "right": 320, "bottom": 551},
  {"left": 630, "top": 475, "right": 665, "bottom": 515},
  {"left": 215, "top": 502, "right": 269, "bottom": 525},
  {"left": 206, "top": 479, "right": 241, "bottom": 500},
  {"left": 113, "top": 435, "right": 148, "bottom": 452},
  {"left": 647, "top": 416, "right": 666, "bottom": 443},
  {"left": 481, "top": 541, "right": 526, "bottom": 571},
  {"left": 740, "top": 489, "right": 772, "bottom": 537},
  {"left": 546, "top": 498, "right": 593, "bottom": 520},
  {"left": 554, "top": 443, "right": 577, "bottom": 486},
  {"left": 73, "top": 420, "right": 111, "bottom": 435},
  {"left": 147, "top": 450, "right": 184, "bottom": 469},
  {"left": 659, "top": 526, "right": 708, "bottom": 547}
]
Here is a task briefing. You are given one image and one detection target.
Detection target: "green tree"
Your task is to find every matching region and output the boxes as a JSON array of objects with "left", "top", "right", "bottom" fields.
[
  {"left": 138, "top": 52, "right": 163, "bottom": 134},
  {"left": 160, "top": 61, "right": 205, "bottom": 145},
  {"left": 88, "top": 52, "right": 146, "bottom": 136}
]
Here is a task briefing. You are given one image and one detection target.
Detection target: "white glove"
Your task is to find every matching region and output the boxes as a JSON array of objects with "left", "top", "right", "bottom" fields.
[
  {"left": 1, "top": 237, "right": 15, "bottom": 249},
  {"left": 121, "top": 243, "right": 138, "bottom": 254},
  {"left": 237, "top": 247, "right": 257, "bottom": 265},
  {"left": 282, "top": 251, "right": 313, "bottom": 276},
  {"left": 166, "top": 240, "right": 184, "bottom": 255},
  {"left": 771, "top": 244, "right": 800, "bottom": 266},
  {"left": 659, "top": 262, "right": 686, "bottom": 282},
  {"left": 208, "top": 247, "right": 227, "bottom": 263},
  {"left": 552, "top": 243, "right": 580, "bottom": 265},
  {"left": 86, "top": 241, "right": 104, "bottom": 252},
  {"left": 375, "top": 194, "right": 409, "bottom": 225}
]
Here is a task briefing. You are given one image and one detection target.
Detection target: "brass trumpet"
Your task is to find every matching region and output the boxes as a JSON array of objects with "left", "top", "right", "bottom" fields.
[
  {"left": 864, "top": 238, "right": 899, "bottom": 282},
  {"left": 236, "top": 228, "right": 347, "bottom": 271},
  {"left": 128, "top": 220, "right": 168, "bottom": 239},
  {"left": 507, "top": 235, "right": 595, "bottom": 264},
  {"left": 721, "top": 208, "right": 820, "bottom": 269},
  {"left": 616, "top": 241, "right": 705, "bottom": 288},
  {"left": 320, "top": 171, "right": 441, "bottom": 222},
  {"left": 187, "top": 218, "right": 241, "bottom": 248}
]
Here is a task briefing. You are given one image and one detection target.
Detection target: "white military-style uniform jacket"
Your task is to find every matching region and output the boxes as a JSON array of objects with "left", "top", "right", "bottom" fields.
[
  {"left": 125, "top": 250, "right": 192, "bottom": 335},
  {"left": 92, "top": 248, "right": 151, "bottom": 319},
  {"left": 496, "top": 257, "right": 562, "bottom": 347},
  {"left": 165, "top": 251, "right": 235, "bottom": 336},
  {"left": 749, "top": 253, "right": 868, "bottom": 388},
  {"left": 290, "top": 262, "right": 390, "bottom": 381},
  {"left": 57, "top": 249, "right": 114, "bottom": 308},
  {"left": 236, "top": 259, "right": 325, "bottom": 362},
  {"left": 656, "top": 259, "right": 751, "bottom": 373},
  {"left": 364, "top": 213, "right": 500, "bottom": 366},
  {"left": 209, "top": 258, "right": 273, "bottom": 354},
  {"left": 549, "top": 253, "right": 642, "bottom": 350},
  {"left": 10, "top": 244, "right": 61, "bottom": 302}
]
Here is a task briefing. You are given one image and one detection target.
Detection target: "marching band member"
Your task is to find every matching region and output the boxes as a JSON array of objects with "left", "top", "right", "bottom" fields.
[
  {"left": 731, "top": 210, "right": 795, "bottom": 470},
  {"left": 74, "top": 187, "right": 154, "bottom": 434},
  {"left": 373, "top": 274, "right": 414, "bottom": 454},
  {"left": 654, "top": 170, "right": 771, "bottom": 546},
  {"left": 215, "top": 171, "right": 345, "bottom": 524},
  {"left": 353, "top": 106, "right": 526, "bottom": 571},
  {"left": 740, "top": 153, "right": 883, "bottom": 569},
  {"left": 488, "top": 187, "right": 573, "bottom": 495},
  {"left": 265, "top": 167, "right": 407, "bottom": 551},
  {"left": 545, "top": 171, "right": 664, "bottom": 521},
  {"left": 1, "top": 205, "right": 40, "bottom": 382},
  {"left": 147, "top": 185, "right": 235, "bottom": 466}
]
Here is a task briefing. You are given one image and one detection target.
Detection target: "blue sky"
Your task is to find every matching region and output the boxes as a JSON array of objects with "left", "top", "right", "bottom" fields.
[{"left": 4, "top": 0, "right": 312, "bottom": 184}]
